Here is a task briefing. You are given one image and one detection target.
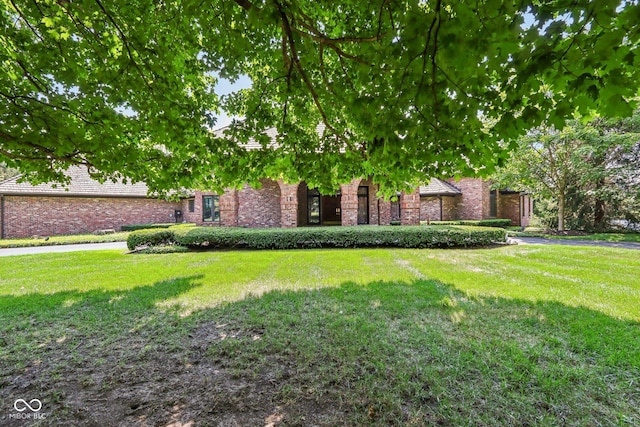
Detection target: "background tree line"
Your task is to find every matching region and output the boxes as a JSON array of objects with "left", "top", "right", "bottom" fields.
[
  {"left": 0, "top": 165, "right": 19, "bottom": 182},
  {"left": 494, "top": 111, "right": 640, "bottom": 232}
]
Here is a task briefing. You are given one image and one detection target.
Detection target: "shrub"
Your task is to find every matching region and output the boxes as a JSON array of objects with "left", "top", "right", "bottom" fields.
[
  {"left": 126, "top": 229, "right": 177, "bottom": 250},
  {"left": 127, "top": 225, "right": 507, "bottom": 252},
  {"left": 136, "top": 245, "right": 190, "bottom": 254},
  {"left": 121, "top": 223, "right": 175, "bottom": 232},
  {"left": 425, "top": 219, "right": 512, "bottom": 228}
]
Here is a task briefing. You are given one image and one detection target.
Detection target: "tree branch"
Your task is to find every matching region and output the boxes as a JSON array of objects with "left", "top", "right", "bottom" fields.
[
  {"left": 93, "top": 0, "right": 152, "bottom": 90},
  {"left": 233, "top": 0, "right": 254, "bottom": 11}
]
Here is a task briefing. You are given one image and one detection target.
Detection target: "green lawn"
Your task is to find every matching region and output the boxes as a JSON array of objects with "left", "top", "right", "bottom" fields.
[
  {"left": 510, "top": 230, "right": 640, "bottom": 243},
  {"left": 1, "top": 246, "right": 638, "bottom": 425},
  {"left": 0, "top": 231, "right": 130, "bottom": 248}
]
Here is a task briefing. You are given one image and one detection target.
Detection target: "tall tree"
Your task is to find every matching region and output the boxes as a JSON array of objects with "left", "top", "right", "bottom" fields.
[
  {"left": 1, "top": 0, "right": 640, "bottom": 194},
  {"left": 494, "top": 114, "right": 640, "bottom": 231},
  {"left": 0, "top": 164, "right": 19, "bottom": 181}
]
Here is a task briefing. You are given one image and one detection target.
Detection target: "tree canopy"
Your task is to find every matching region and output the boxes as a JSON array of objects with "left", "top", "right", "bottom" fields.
[
  {"left": 1, "top": 0, "right": 639, "bottom": 195},
  {"left": 494, "top": 112, "right": 640, "bottom": 231}
]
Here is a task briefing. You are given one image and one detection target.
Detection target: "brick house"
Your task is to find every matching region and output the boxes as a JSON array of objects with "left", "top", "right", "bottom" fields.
[
  {"left": 419, "top": 178, "right": 532, "bottom": 226},
  {"left": 182, "top": 177, "right": 532, "bottom": 230},
  {"left": 0, "top": 167, "right": 182, "bottom": 239},
  {"left": 0, "top": 167, "right": 531, "bottom": 239}
]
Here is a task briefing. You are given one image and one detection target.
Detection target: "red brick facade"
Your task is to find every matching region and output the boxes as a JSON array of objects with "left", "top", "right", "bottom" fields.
[
  {"left": 420, "top": 196, "right": 458, "bottom": 222},
  {"left": 498, "top": 193, "right": 532, "bottom": 227},
  {"left": 1, "top": 176, "right": 530, "bottom": 239},
  {"left": 1, "top": 196, "right": 180, "bottom": 238},
  {"left": 445, "top": 178, "right": 491, "bottom": 221}
]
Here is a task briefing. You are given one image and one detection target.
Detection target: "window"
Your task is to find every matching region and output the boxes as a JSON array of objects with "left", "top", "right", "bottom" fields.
[
  {"left": 357, "top": 186, "right": 369, "bottom": 224},
  {"left": 390, "top": 200, "right": 401, "bottom": 222},
  {"left": 308, "top": 188, "right": 321, "bottom": 225},
  {"left": 489, "top": 190, "right": 497, "bottom": 218},
  {"left": 203, "top": 195, "right": 220, "bottom": 222},
  {"left": 188, "top": 199, "right": 195, "bottom": 213}
]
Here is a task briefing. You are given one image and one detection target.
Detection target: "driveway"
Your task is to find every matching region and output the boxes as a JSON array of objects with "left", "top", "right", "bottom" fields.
[
  {"left": 508, "top": 237, "right": 640, "bottom": 250},
  {"left": 0, "top": 242, "right": 128, "bottom": 257}
]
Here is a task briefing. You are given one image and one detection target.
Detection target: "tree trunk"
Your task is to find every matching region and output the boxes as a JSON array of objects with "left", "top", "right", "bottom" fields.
[
  {"left": 558, "top": 193, "right": 565, "bottom": 232},
  {"left": 594, "top": 199, "right": 606, "bottom": 231}
]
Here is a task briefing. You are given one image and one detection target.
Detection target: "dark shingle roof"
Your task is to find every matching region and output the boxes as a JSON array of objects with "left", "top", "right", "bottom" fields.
[
  {"left": 0, "top": 167, "right": 151, "bottom": 197},
  {"left": 419, "top": 179, "right": 462, "bottom": 196}
]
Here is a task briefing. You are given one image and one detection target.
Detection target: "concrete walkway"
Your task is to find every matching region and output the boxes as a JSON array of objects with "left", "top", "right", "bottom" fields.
[
  {"left": 0, "top": 241, "right": 128, "bottom": 257},
  {"left": 508, "top": 237, "right": 640, "bottom": 250}
]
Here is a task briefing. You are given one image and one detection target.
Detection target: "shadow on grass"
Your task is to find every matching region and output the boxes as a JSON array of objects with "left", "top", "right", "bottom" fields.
[{"left": 1, "top": 278, "right": 638, "bottom": 426}]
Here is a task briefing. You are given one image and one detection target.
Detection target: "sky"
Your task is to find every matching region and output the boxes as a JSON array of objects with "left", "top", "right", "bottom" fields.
[{"left": 213, "top": 75, "right": 252, "bottom": 129}]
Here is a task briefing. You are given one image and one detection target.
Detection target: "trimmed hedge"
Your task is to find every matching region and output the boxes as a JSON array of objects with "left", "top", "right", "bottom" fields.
[
  {"left": 127, "top": 225, "right": 507, "bottom": 251},
  {"left": 121, "top": 223, "right": 176, "bottom": 232},
  {"left": 425, "top": 219, "right": 512, "bottom": 228},
  {"left": 126, "top": 228, "right": 177, "bottom": 249}
]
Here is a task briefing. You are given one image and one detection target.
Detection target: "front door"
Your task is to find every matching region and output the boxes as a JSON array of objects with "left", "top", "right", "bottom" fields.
[
  {"left": 321, "top": 195, "right": 342, "bottom": 225},
  {"left": 357, "top": 186, "right": 369, "bottom": 224},
  {"left": 307, "top": 188, "right": 342, "bottom": 226}
]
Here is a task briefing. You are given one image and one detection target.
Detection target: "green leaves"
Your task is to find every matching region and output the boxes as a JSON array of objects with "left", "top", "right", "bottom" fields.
[
  {"left": 494, "top": 110, "right": 640, "bottom": 231},
  {"left": 1, "top": 0, "right": 639, "bottom": 194}
]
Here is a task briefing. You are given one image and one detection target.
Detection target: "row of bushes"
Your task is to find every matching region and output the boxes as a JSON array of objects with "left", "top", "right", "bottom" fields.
[
  {"left": 127, "top": 225, "right": 507, "bottom": 251},
  {"left": 121, "top": 223, "right": 177, "bottom": 232},
  {"left": 424, "top": 219, "right": 513, "bottom": 228}
]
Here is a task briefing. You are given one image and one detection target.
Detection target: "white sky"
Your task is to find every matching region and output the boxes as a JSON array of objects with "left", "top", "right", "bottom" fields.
[{"left": 213, "top": 75, "right": 252, "bottom": 128}]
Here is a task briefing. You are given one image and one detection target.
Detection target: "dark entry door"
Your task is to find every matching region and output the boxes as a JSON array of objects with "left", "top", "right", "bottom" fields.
[
  {"left": 321, "top": 195, "right": 342, "bottom": 225},
  {"left": 357, "top": 186, "right": 369, "bottom": 224}
]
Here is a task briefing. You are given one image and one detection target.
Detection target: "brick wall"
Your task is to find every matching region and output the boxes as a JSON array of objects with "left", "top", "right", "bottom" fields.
[
  {"left": 446, "top": 178, "right": 488, "bottom": 220},
  {"left": 279, "top": 181, "right": 299, "bottom": 228},
  {"left": 400, "top": 189, "right": 421, "bottom": 225},
  {"left": 2, "top": 196, "right": 180, "bottom": 238},
  {"left": 379, "top": 199, "right": 392, "bottom": 225},
  {"left": 340, "top": 179, "right": 360, "bottom": 226},
  {"left": 220, "top": 190, "right": 239, "bottom": 227},
  {"left": 498, "top": 193, "right": 521, "bottom": 226},
  {"left": 420, "top": 196, "right": 458, "bottom": 222},
  {"left": 420, "top": 197, "right": 440, "bottom": 222},
  {"left": 237, "top": 179, "right": 281, "bottom": 227}
]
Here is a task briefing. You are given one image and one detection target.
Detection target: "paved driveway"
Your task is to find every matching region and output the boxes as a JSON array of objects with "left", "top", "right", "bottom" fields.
[
  {"left": 0, "top": 242, "right": 128, "bottom": 257},
  {"left": 509, "top": 237, "right": 640, "bottom": 250}
]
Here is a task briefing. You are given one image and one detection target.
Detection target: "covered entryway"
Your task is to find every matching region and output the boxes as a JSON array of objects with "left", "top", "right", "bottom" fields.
[
  {"left": 300, "top": 185, "right": 342, "bottom": 226},
  {"left": 296, "top": 179, "right": 386, "bottom": 227}
]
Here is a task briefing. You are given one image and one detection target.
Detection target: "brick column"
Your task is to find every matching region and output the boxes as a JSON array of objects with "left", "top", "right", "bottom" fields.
[
  {"left": 220, "top": 189, "right": 238, "bottom": 227},
  {"left": 340, "top": 179, "right": 361, "bottom": 226},
  {"left": 378, "top": 199, "right": 391, "bottom": 225},
  {"left": 400, "top": 188, "right": 421, "bottom": 225},
  {"left": 279, "top": 181, "right": 299, "bottom": 228}
]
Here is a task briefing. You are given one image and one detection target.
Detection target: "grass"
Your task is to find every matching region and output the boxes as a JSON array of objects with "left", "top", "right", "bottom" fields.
[
  {"left": 548, "top": 232, "right": 640, "bottom": 243},
  {"left": 0, "top": 231, "right": 130, "bottom": 248},
  {"left": 509, "top": 228, "right": 640, "bottom": 243},
  {"left": 0, "top": 246, "right": 639, "bottom": 425}
]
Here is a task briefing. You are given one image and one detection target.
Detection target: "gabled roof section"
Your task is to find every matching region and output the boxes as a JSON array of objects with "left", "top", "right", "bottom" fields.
[
  {"left": 0, "top": 166, "right": 151, "bottom": 198},
  {"left": 419, "top": 179, "right": 462, "bottom": 196}
]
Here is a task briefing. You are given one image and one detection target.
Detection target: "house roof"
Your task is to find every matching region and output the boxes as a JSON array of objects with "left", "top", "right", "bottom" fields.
[
  {"left": 214, "top": 123, "right": 327, "bottom": 150},
  {"left": 0, "top": 166, "right": 152, "bottom": 198},
  {"left": 419, "top": 179, "right": 462, "bottom": 196}
]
